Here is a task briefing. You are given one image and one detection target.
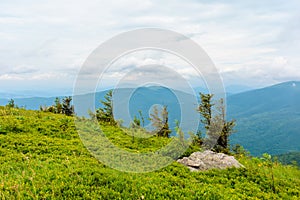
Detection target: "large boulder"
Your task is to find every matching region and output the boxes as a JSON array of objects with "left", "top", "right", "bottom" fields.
[{"left": 177, "top": 150, "right": 244, "bottom": 171}]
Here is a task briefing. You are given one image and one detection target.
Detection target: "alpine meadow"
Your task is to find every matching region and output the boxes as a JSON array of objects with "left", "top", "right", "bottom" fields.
[
  {"left": 1, "top": 88, "right": 300, "bottom": 199},
  {"left": 1, "top": 0, "right": 300, "bottom": 199}
]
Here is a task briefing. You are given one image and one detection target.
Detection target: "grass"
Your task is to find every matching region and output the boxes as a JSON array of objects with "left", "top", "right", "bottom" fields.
[{"left": 0, "top": 106, "right": 300, "bottom": 199}]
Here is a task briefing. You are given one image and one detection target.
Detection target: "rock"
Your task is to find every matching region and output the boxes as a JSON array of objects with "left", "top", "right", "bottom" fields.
[{"left": 177, "top": 150, "right": 244, "bottom": 171}]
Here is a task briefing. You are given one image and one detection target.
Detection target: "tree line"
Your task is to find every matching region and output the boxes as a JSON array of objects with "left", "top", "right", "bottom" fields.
[
  {"left": 40, "top": 96, "right": 74, "bottom": 116},
  {"left": 5, "top": 90, "right": 235, "bottom": 154},
  {"left": 93, "top": 90, "right": 235, "bottom": 154}
]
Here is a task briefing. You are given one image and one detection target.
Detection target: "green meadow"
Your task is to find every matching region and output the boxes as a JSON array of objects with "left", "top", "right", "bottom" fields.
[{"left": 0, "top": 106, "right": 299, "bottom": 199}]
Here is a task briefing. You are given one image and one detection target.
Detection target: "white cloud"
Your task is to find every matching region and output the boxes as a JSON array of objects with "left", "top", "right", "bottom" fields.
[
  {"left": 0, "top": 0, "right": 300, "bottom": 94},
  {"left": 0, "top": 74, "right": 23, "bottom": 80},
  {"left": 9, "top": 65, "right": 39, "bottom": 74}
]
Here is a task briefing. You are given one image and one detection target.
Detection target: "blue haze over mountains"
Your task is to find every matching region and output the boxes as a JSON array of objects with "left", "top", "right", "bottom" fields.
[{"left": 1, "top": 81, "right": 299, "bottom": 156}]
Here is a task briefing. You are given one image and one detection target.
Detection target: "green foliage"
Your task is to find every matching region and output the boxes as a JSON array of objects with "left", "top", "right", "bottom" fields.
[
  {"left": 149, "top": 105, "right": 171, "bottom": 137},
  {"left": 261, "top": 153, "right": 276, "bottom": 193},
  {"left": 130, "top": 115, "right": 141, "bottom": 129},
  {"left": 40, "top": 97, "right": 74, "bottom": 116},
  {"left": 62, "top": 96, "right": 74, "bottom": 116},
  {"left": 138, "top": 110, "right": 145, "bottom": 127},
  {"left": 96, "top": 90, "right": 115, "bottom": 125},
  {"left": 54, "top": 97, "right": 62, "bottom": 114},
  {"left": 197, "top": 93, "right": 213, "bottom": 130},
  {"left": 198, "top": 94, "right": 235, "bottom": 153},
  {"left": 6, "top": 99, "right": 16, "bottom": 108},
  {"left": 0, "top": 107, "right": 300, "bottom": 199},
  {"left": 275, "top": 152, "right": 300, "bottom": 167},
  {"left": 232, "top": 144, "right": 250, "bottom": 157},
  {"left": 230, "top": 110, "right": 300, "bottom": 156},
  {"left": 101, "top": 122, "right": 170, "bottom": 153}
]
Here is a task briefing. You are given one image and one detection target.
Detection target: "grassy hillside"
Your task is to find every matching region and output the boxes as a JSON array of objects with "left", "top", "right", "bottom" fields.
[
  {"left": 3, "top": 82, "right": 300, "bottom": 157},
  {"left": 0, "top": 107, "right": 300, "bottom": 199}
]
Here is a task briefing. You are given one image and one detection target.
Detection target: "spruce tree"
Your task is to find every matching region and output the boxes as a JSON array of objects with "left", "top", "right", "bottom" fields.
[
  {"left": 149, "top": 105, "right": 171, "bottom": 137},
  {"left": 197, "top": 93, "right": 214, "bottom": 130},
  {"left": 54, "top": 97, "right": 62, "bottom": 114},
  {"left": 96, "top": 90, "right": 115, "bottom": 124},
  {"left": 197, "top": 93, "right": 235, "bottom": 153},
  {"left": 7, "top": 99, "right": 15, "bottom": 108},
  {"left": 62, "top": 96, "right": 74, "bottom": 116},
  {"left": 130, "top": 115, "right": 141, "bottom": 128}
]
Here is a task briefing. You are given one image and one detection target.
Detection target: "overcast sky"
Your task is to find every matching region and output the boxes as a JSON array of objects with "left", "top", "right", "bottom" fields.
[{"left": 1, "top": 0, "right": 300, "bottom": 96}]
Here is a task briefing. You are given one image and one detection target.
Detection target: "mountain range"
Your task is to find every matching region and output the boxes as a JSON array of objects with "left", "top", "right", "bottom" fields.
[
  {"left": 1, "top": 81, "right": 299, "bottom": 156},
  {"left": 227, "top": 81, "right": 300, "bottom": 155}
]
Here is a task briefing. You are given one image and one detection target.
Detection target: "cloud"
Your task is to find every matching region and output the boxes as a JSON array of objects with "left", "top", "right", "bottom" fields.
[
  {"left": 9, "top": 65, "right": 39, "bottom": 74},
  {"left": 0, "top": 74, "right": 23, "bottom": 80},
  {"left": 0, "top": 0, "right": 300, "bottom": 93}
]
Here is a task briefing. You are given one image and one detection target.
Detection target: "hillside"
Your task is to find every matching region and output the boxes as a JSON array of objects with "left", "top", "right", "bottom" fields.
[
  {"left": 0, "top": 87, "right": 199, "bottom": 134},
  {"left": 1, "top": 81, "right": 300, "bottom": 156},
  {"left": 228, "top": 81, "right": 300, "bottom": 156},
  {"left": 227, "top": 81, "right": 300, "bottom": 117},
  {"left": 275, "top": 152, "right": 300, "bottom": 166},
  {"left": 77, "top": 80, "right": 300, "bottom": 157},
  {"left": 1, "top": 107, "right": 300, "bottom": 199}
]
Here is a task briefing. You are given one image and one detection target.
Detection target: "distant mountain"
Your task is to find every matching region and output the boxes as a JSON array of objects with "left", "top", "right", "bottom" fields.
[
  {"left": 228, "top": 81, "right": 300, "bottom": 156},
  {"left": 75, "top": 86, "right": 200, "bottom": 134},
  {"left": 0, "top": 92, "right": 107, "bottom": 110},
  {"left": 225, "top": 84, "right": 254, "bottom": 94},
  {"left": 0, "top": 92, "right": 32, "bottom": 99},
  {"left": 0, "top": 96, "right": 56, "bottom": 109},
  {"left": 1, "top": 81, "right": 300, "bottom": 156},
  {"left": 0, "top": 89, "right": 73, "bottom": 99},
  {"left": 274, "top": 152, "right": 300, "bottom": 166}
]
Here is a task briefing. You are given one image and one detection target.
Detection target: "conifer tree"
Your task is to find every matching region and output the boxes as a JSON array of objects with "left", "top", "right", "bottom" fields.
[
  {"left": 197, "top": 93, "right": 235, "bottom": 153},
  {"left": 54, "top": 97, "right": 62, "bottom": 114},
  {"left": 130, "top": 115, "right": 141, "bottom": 128},
  {"left": 7, "top": 99, "right": 15, "bottom": 108},
  {"left": 150, "top": 105, "right": 171, "bottom": 137},
  {"left": 197, "top": 93, "right": 214, "bottom": 130},
  {"left": 62, "top": 96, "right": 74, "bottom": 116},
  {"left": 138, "top": 110, "right": 145, "bottom": 127},
  {"left": 96, "top": 90, "right": 115, "bottom": 124}
]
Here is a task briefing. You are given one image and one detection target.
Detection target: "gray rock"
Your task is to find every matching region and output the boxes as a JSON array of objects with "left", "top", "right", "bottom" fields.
[{"left": 177, "top": 150, "right": 244, "bottom": 171}]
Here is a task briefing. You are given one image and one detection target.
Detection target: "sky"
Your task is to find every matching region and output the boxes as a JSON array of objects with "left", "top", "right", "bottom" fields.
[{"left": 0, "top": 0, "right": 300, "bottom": 97}]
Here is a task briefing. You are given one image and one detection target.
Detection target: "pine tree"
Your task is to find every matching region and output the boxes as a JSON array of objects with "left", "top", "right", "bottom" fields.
[
  {"left": 40, "top": 97, "right": 73, "bottom": 116},
  {"left": 54, "top": 97, "right": 62, "bottom": 114},
  {"left": 138, "top": 110, "right": 145, "bottom": 127},
  {"left": 214, "top": 98, "right": 236, "bottom": 153},
  {"left": 130, "top": 115, "right": 141, "bottom": 128},
  {"left": 149, "top": 105, "right": 161, "bottom": 132},
  {"left": 62, "top": 96, "right": 74, "bottom": 116},
  {"left": 197, "top": 93, "right": 214, "bottom": 130},
  {"left": 96, "top": 90, "right": 115, "bottom": 124},
  {"left": 161, "top": 106, "right": 171, "bottom": 137},
  {"left": 149, "top": 105, "right": 171, "bottom": 137},
  {"left": 197, "top": 93, "right": 235, "bottom": 153},
  {"left": 7, "top": 99, "right": 15, "bottom": 108}
]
